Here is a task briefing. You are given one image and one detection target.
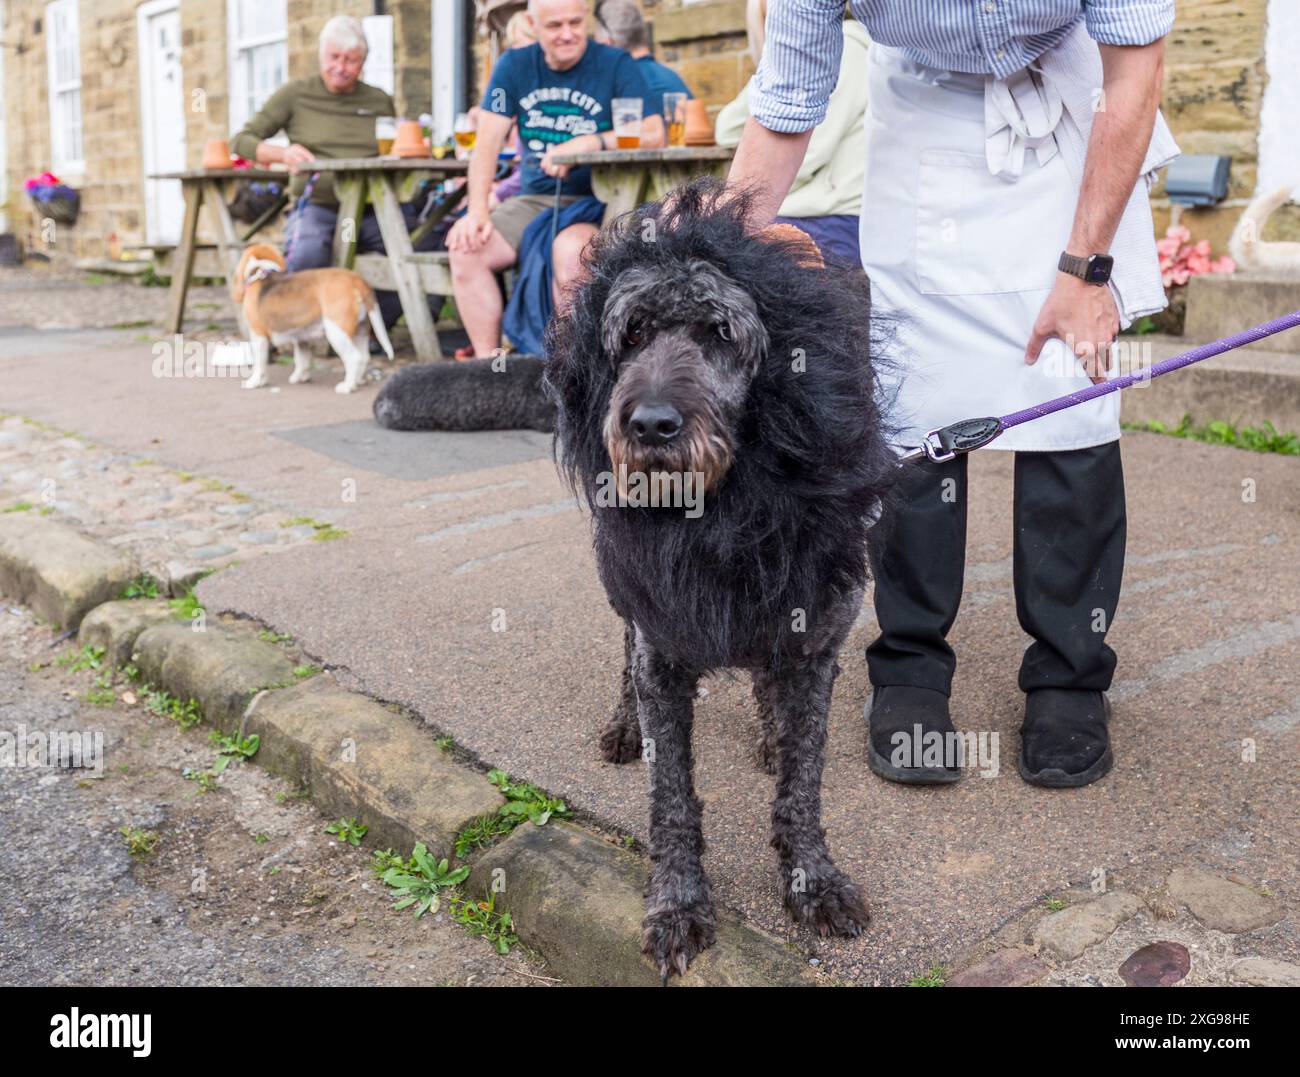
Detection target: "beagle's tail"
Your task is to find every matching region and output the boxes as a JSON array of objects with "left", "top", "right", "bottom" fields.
[{"left": 365, "top": 293, "right": 395, "bottom": 361}]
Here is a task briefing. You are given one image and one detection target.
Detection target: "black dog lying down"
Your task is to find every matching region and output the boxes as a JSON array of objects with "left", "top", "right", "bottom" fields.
[
  {"left": 373, "top": 354, "right": 554, "bottom": 433},
  {"left": 546, "top": 178, "right": 896, "bottom": 980}
]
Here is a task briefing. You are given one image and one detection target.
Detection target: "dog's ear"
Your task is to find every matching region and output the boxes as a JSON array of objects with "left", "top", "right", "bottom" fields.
[{"left": 757, "top": 223, "right": 824, "bottom": 269}]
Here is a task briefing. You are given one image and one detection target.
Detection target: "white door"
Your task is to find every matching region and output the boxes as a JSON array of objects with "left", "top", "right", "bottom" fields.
[{"left": 138, "top": 0, "right": 185, "bottom": 245}]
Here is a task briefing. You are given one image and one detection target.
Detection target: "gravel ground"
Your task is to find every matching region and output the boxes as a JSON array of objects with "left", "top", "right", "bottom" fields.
[{"left": 0, "top": 602, "right": 557, "bottom": 987}]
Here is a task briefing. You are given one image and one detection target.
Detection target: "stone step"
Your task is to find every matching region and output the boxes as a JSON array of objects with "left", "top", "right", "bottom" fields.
[
  {"left": 1119, "top": 333, "right": 1300, "bottom": 433},
  {"left": 1184, "top": 273, "right": 1300, "bottom": 354}
]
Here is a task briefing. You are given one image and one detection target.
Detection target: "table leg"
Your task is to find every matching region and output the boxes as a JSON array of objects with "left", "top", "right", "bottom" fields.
[
  {"left": 332, "top": 176, "right": 365, "bottom": 270},
  {"left": 589, "top": 166, "right": 650, "bottom": 226},
  {"left": 208, "top": 180, "right": 250, "bottom": 337},
  {"left": 165, "top": 180, "right": 202, "bottom": 333},
  {"left": 368, "top": 173, "right": 441, "bottom": 362}
]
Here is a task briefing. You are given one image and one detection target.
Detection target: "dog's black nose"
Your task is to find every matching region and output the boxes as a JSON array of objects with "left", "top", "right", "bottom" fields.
[{"left": 629, "top": 402, "right": 683, "bottom": 446}]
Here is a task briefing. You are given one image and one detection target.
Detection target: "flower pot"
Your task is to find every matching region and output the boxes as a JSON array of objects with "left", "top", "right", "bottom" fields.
[
  {"left": 202, "top": 139, "right": 233, "bottom": 170},
  {"left": 32, "top": 190, "right": 80, "bottom": 225},
  {"left": 683, "top": 99, "right": 714, "bottom": 146},
  {"left": 394, "top": 120, "right": 431, "bottom": 158}
]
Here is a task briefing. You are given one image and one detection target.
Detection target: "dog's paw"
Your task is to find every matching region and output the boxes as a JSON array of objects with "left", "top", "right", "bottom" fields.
[
  {"left": 599, "top": 709, "right": 642, "bottom": 764},
  {"left": 783, "top": 870, "right": 870, "bottom": 938},
  {"left": 641, "top": 902, "right": 716, "bottom": 982},
  {"left": 335, "top": 381, "right": 357, "bottom": 394},
  {"left": 753, "top": 735, "right": 778, "bottom": 776},
  {"left": 288, "top": 370, "right": 312, "bottom": 384},
  {"left": 241, "top": 376, "right": 268, "bottom": 390}
]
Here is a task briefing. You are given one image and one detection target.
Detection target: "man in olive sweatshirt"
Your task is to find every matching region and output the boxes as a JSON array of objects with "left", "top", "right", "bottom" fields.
[{"left": 231, "top": 15, "right": 440, "bottom": 330}]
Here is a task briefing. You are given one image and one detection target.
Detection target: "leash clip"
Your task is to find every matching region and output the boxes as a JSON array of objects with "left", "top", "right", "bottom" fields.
[
  {"left": 898, "top": 428, "right": 957, "bottom": 464},
  {"left": 897, "top": 416, "right": 1003, "bottom": 466}
]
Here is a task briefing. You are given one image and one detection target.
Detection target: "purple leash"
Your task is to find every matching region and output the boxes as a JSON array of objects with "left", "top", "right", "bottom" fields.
[{"left": 898, "top": 309, "right": 1300, "bottom": 463}]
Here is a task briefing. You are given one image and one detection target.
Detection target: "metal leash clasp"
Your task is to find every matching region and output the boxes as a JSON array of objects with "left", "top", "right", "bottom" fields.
[
  {"left": 897, "top": 427, "right": 957, "bottom": 465},
  {"left": 896, "top": 417, "right": 1003, "bottom": 466}
]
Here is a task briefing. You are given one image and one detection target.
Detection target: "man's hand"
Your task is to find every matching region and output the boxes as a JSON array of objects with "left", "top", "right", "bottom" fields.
[
  {"left": 283, "top": 143, "right": 316, "bottom": 172},
  {"left": 1025, "top": 274, "right": 1120, "bottom": 384},
  {"left": 539, "top": 144, "right": 573, "bottom": 179},
  {"left": 447, "top": 207, "right": 496, "bottom": 254}
]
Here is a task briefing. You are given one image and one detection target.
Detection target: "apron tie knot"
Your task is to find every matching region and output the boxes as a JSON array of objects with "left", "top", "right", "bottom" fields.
[{"left": 984, "top": 65, "right": 1062, "bottom": 181}]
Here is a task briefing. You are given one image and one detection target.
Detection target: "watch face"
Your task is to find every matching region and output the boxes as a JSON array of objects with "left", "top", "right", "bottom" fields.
[{"left": 1085, "top": 254, "right": 1114, "bottom": 284}]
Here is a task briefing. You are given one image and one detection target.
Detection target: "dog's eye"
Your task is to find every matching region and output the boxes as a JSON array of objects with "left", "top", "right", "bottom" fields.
[
  {"left": 625, "top": 320, "right": 645, "bottom": 348},
  {"left": 715, "top": 322, "right": 732, "bottom": 342}
]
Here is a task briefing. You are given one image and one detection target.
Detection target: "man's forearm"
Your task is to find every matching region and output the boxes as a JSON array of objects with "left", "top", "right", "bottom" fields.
[
  {"left": 254, "top": 141, "right": 287, "bottom": 166},
  {"left": 725, "top": 117, "right": 813, "bottom": 229},
  {"left": 468, "top": 142, "right": 502, "bottom": 214},
  {"left": 1066, "top": 40, "right": 1164, "bottom": 257}
]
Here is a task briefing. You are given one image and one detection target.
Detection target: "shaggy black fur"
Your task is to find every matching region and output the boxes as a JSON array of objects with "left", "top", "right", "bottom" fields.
[
  {"left": 545, "top": 177, "right": 897, "bottom": 980},
  {"left": 373, "top": 355, "right": 555, "bottom": 432}
]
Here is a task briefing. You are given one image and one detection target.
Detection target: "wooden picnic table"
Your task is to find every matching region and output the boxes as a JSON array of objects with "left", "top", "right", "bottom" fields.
[
  {"left": 547, "top": 145, "right": 735, "bottom": 223},
  {"left": 151, "top": 167, "right": 289, "bottom": 337},
  {"left": 309, "top": 157, "right": 469, "bottom": 362}
]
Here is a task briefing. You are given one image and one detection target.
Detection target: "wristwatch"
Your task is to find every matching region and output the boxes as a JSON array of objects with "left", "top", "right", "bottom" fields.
[{"left": 1058, "top": 251, "right": 1114, "bottom": 285}]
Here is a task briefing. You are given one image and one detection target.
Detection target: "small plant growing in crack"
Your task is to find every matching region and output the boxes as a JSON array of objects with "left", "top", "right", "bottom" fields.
[
  {"left": 378, "top": 842, "right": 468, "bottom": 918},
  {"left": 450, "top": 892, "right": 518, "bottom": 955},
  {"left": 120, "top": 827, "right": 160, "bottom": 859},
  {"left": 325, "top": 818, "right": 368, "bottom": 846}
]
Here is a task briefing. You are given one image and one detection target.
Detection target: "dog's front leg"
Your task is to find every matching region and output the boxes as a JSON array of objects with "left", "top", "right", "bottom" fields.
[
  {"left": 634, "top": 631, "right": 715, "bottom": 981},
  {"left": 768, "top": 650, "right": 870, "bottom": 938},
  {"left": 242, "top": 334, "right": 270, "bottom": 389},
  {"left": 598, "top": 617, "right": 641, "bottom": 764}
]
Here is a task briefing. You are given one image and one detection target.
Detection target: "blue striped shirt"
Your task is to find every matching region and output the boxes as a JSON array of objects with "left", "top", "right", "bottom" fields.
[{"left": 751, "top": 1, "right": 1175, "bottom": 132}]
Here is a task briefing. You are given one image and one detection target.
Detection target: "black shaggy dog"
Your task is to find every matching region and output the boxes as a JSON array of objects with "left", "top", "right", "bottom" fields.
[
  {"left": 373, "top": 354, "right": 554, "bottom": 432},
  {"left": 545, "top": 177, "right": 897, "bottom": 980}
]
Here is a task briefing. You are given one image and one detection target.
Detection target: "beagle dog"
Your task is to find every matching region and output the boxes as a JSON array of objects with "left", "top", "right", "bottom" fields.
[{"left": 231, "top": 244, "right": 394, "bottom": 393}]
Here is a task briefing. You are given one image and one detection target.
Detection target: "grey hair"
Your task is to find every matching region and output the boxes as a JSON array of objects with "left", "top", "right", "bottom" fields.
[
  {"left": 596, "top": 0, "right": 648, "bottom": 49},
  {"left": 319, "top": 15, "right": 369, "bottom": 56}
]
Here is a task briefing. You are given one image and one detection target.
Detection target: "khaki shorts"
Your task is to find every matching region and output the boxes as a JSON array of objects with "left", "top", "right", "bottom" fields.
[{"left": 490, "top": 193, "right": 583, "bottom": 252}]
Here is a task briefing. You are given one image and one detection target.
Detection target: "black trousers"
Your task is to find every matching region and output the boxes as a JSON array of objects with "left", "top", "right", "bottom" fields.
[{"left": 865, "top": 442, "right": 1127, "bottom": 694}]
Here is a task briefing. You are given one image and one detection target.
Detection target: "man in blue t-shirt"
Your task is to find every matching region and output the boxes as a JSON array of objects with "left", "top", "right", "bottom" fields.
[{"left": 446, "top": 0, "right": 664, "bottom": 358}]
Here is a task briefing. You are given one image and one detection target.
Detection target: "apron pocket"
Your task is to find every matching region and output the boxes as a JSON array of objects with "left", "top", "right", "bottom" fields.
[{"left": 915, "top": 148, "right": 1069, "bottom": 296}]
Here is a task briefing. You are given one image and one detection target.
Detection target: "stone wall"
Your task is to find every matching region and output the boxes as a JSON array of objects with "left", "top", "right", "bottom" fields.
[{"left": 1157, "top": 0, "right": 1291, "bottom": 251}]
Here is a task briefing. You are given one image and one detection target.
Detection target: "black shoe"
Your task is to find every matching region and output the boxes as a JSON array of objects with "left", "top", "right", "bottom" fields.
[
  {"left": 865, "top": 685, "right": 962, "bottom": 784},
  {"left": 1018, "top": 688, "right": 1113, "bottom": 788}
]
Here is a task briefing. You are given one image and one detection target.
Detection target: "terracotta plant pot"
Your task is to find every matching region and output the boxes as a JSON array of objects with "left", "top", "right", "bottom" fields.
[
  {"left": 683, "top": 99, "right": 714, "bottom": 146},
  {"left": 394, "top": 120, "right": 431, "bottom": 158},
  {"left": 202, "top": 139, "right": 232, "bottom": 170}
]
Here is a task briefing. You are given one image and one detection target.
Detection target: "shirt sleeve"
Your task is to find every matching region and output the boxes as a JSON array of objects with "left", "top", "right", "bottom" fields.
[
  {"left": 480, "top": 50, "right": 519, "bottom": 120},
  {"left": 748, "top": 0, "right": 846, "bottom": 133},
  {"left": 230, "top": 82, "right": 295, "bottom": 160},
  {"left": 1081, "top": 0, "right": 1175, "bottom": 46}
]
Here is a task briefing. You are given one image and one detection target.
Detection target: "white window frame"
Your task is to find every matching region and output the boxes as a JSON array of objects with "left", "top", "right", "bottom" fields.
[
  {"left": 226, "top": 0, "right": 289, "bottom": 137},
  {"left": 45, "top": 0, "right": 83, "bottom": 174}
]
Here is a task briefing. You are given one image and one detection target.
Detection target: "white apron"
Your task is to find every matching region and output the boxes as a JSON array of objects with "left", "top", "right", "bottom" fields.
[{"left": 860, "top": 27, "right": 1175, "bottom": 453}]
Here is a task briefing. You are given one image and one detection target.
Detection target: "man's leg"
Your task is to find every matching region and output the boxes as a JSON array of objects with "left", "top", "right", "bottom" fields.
[
  {"left": 284, "top": 204, "right": 336, "bottom": 273},
  {"left": 863, "top": 453, "right": 968, "bottom": 783},
  {"left": 551, "top": 222, "right": 599, "bottom": 312},
  {"left": 1013, "top": 441, "right": 1126, "bottom": 786},
  {"left": 448, "top": 227, "right": 517, "bottom": 357}
]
